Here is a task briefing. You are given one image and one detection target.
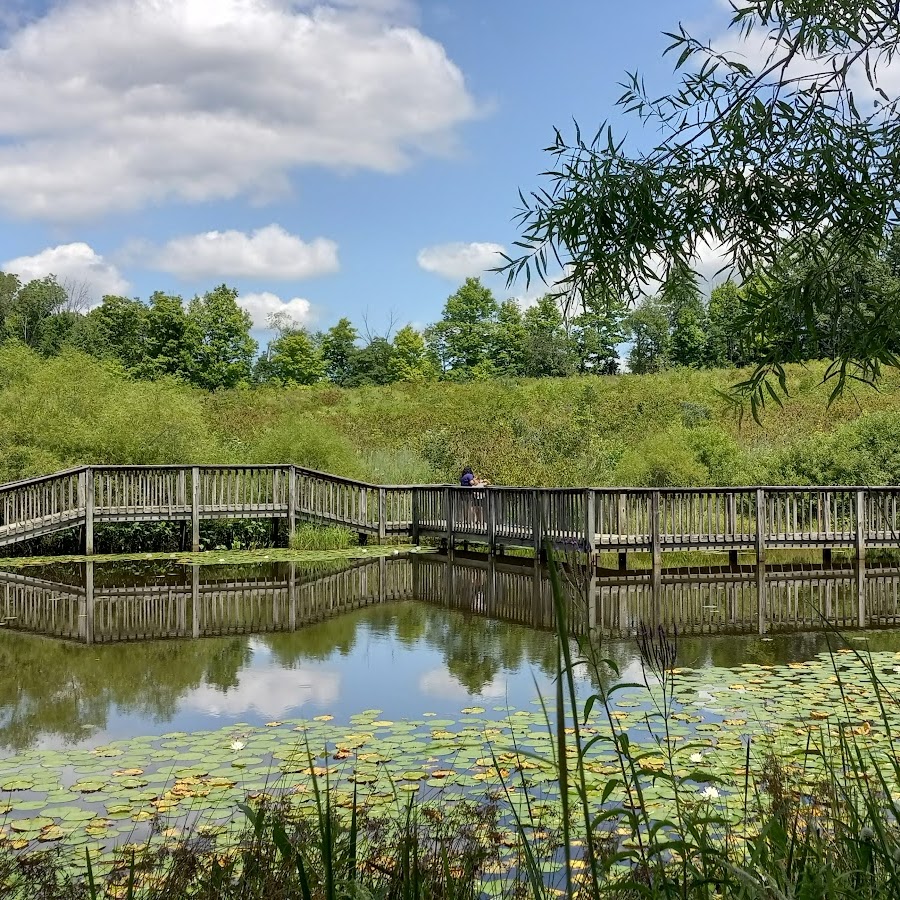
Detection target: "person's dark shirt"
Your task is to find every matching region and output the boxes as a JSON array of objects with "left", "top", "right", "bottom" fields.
[{"left": 461, "top": 472, "right": 476, "bottom": 487}]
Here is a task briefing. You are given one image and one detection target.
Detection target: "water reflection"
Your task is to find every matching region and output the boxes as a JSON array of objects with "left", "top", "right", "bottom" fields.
[{"left": 2, "top": 553, "right": 900, "bottom": 752}]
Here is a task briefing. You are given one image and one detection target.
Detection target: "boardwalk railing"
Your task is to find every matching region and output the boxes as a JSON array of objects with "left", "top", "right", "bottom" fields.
[{"left": 1, "top": 464, "right": 900, "bottom": 560}]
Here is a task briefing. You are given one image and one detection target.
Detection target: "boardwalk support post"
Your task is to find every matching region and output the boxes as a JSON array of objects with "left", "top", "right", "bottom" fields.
[
  {"left": 191, "top": 466, "right": 201, "bottom": 552},
  {"left": 532, "top": 489, "right": 543, "bottom": 561},
  {"left": 82, "top": 467, "right": 94, "bottom": 556},
  {"left": 444, "top": 487, "right": 452, "bottom": 555},
  {"left": 487, "top": 489, "right": 496, "bottom": 552},
  {"left": 378, "top": 488, "right": 387, "bottom": 543},
  {"left": 584, "top": 488, "right": 596, "bottom": 557},
  {"left": 650, "top": 490, "right": 661, "bottom": 580},
  {"left": 856, "top": 489, "right": 866, "bottom": 562},
  {"left": 755, "top": 488, "right": 766, "bottom": 566},
  {"left": 411, "top": 488, "right": 421, "bottom": 545},
  {"left": 287, "top": 465, "right": 297, "bottom": 543}
]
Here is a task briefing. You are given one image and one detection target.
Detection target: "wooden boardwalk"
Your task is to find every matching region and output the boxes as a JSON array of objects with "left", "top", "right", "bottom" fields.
[{"left": 1, "top": 465, "right": 899, "bottom": 569}]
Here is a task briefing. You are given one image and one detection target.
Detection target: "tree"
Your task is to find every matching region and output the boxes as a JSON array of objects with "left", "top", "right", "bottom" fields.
[
  {"left": 80, "top": 295, "right": 149, "bottom": 370},
  {"left": 665, "top": 265, "right": 708, "bottom": 368},
  {"left": 572, "top": 292, "right": 625, "bottom": 374},
  {"left": 187, "top": 285, "right": 257, "bottom": 390},
  {"left": 321, "top": 318, "right": 360, "bottom": 386},
  {"left": 627, "top": 296, "right": 670, "bottom": 374},
  {"left": 707, "top": 281, "right": 751, "bottom": 368},
  {"left": 389, "top": 325, "right": 437, "bottom": 382},
  {"left": 492, "top": 300, "right": 527, "bottom": 377},
  {"left": 347, "top": 337, "right": 396, "bottom": 386},
  {"left": 503, "top": 1, "right": 900, "bottom": 411},
  {"left": 257, "top": 328, "right": 325, "bottom": 385},
  {"left": 521, "top": 295, "right": 574, "bottom": 377},
  {"left": 426, "top": 277, "right": 498, "bottom": 379},
  {"left": 139, "top": 292, "right": 201, "bottom": 382},
  {"left": 4, "top": 276, "right": 68, "bottom": 349}
]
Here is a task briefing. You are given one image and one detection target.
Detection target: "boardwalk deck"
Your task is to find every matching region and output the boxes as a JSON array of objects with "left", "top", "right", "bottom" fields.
[{"left": 0, "top": 465, "right": 899, "bottom": 563}]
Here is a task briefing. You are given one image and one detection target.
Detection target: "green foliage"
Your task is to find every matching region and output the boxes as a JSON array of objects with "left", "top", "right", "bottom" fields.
[
  {"left": 426, "top": 277, "right": 499, "bottom": 378},
  {"left": 257, "top": 329, "right": 325, "bottom": 386},
  {"left": 188, "top": 285, "right": 257, "bottom": 390},
  {"left": 289, "top": 524, "right": 356, "bottom": 551},
  {"left": 627, "top": 295, "right": 670, "bottom": 373},
  {"left": 320, "top": 318, "right": 359, "bottom": 386}
]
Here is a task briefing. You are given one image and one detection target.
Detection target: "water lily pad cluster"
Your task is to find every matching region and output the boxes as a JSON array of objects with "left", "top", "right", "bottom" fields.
[{"left": 1, "top": 647, "right": 899, "bottom": 868}]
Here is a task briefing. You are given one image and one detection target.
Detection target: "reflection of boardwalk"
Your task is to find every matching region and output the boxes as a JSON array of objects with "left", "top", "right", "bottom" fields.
[
  {"left": 0, "top": 559, "right": 412, "bottom": 643},
  {"left": 3, "top": 555, "right": 900, "bottom": 644}
]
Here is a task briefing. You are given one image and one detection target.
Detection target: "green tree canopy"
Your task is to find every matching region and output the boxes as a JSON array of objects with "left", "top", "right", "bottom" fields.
[
  {"left": 320, "top": 318, "right": 360, "bottom": 386},
  {"left": 187, "top": 285, "right": 257, "bottom": 390},
  {"left": 503, "top": 0, "right": 900, "bottom": 411},
  {"left": 257, "top": 328, "right": 325, "bottom": 386},
  {"left": 426, "top": 277, "right": 499, "bottom": 379}
]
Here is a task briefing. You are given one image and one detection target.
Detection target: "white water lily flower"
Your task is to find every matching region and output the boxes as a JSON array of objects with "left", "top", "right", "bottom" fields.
[
  {"left": 701, "top": 786, "right": 719, "bottom": 799},
  {"left": 230, "top": 740, "right": 246, "bottom": 752},
  {"left": 690, "top": 753, "right": 703, "bottom": 763}
]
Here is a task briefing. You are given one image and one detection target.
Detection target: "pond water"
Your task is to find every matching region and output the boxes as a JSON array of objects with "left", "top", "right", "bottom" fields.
[{"left": 3, "top": 551, "right": 900, "bottom": 755}]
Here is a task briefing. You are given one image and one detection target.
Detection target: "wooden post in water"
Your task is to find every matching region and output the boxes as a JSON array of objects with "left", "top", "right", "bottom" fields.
[
  {"left": 287, "top": 465, "right": 297, "bottom": 542},
  {"left": 857, "top": 558, "right": 867, "bottom": 629},
  {"left": 756, "top": 560, "right": 767, "bottom": 635},
  {"left": 486, "top": 489, "right": 496, "bottom": 553},
  {"left": 191, "top": 565, "right": 200, "bottom": 638},
  {"left": 856, "top": 488, "right": 867, "bottom": 562},
  {"left": 191, "top": 467, "right": 201, "bottom": 552},
  {"left": 288, "top": 562, "right": 297, "bottom": 630},
  {"left": 755, "top": 488, "right": 766, "bottom": 566},
  {"left": 84, "top": 560, "right": 94, "bottom": 644},
  {"left": 83, "top": 467, "right": 94, "bottom": 556}
]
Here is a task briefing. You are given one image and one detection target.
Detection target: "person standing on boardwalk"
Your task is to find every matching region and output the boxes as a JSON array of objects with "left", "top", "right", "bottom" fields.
[{"left": 460, "top": 466, "right": 489, "bottom": 526}]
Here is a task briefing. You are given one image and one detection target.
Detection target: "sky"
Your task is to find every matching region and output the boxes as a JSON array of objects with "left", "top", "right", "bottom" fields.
[{"left": 0, "top": 0, "right": 733, "bottom": 342}]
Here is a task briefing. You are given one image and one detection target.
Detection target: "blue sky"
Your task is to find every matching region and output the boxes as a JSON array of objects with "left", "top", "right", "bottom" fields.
[{"left": 0, "top": 0, "right": 729, "bottom": 342}]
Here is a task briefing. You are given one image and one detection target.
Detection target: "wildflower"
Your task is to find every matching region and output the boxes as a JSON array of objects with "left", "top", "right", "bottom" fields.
[
  {"left": 701, "top": 786, "right": 719, "bottom": 799},
  {"left": 860, "top": 826, "right": 875, "bottom": 842},
  {"left": 690, "top": 753, "right": 703, "bottom": 763}
]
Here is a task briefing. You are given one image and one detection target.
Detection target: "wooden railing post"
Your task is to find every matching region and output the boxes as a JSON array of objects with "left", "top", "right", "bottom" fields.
[
  {"left": 487, "top": 489, "right": 496, "bottom": 552},
  {"left": 856, "top": 488, "right": 867, "bottom": 562},
  {"left": 650, "top": 490, "right": 661, "bottom": 578},
  {"left": 410, "top": 489, "right": 421, "bottom": 544},
  {"left": 191, "top": 466, "right": 201, "bottom": 552},
  {"left": 726, "top": 492, "right": 737, "bottom": 539},
  {"left": 444, "top": 487, "right": 452, "bottom": 552},
  {"left": 532, "top": 489, "right": 542, "bottom": 559},
  {"left": 378, "top": 488, "right": 387, "bottom": 543},
  {"left": 287, "top": 465, "right": 297, "bottom": 539},
  {"left": 584, "top": 488, "right": 596, "bottom": 555},
  {"left": 177, "top": 469, "right": 187, "bottom": 508},
  {"left": 755, "top": 488, "right": 766, "bottom": 565},
  {"left": 83, "top": 467, "right": 94, "bottom": 556}
]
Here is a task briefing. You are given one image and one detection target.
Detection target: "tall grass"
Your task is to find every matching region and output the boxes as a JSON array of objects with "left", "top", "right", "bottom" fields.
[{"left": 289, "top": 524, "right": 356, "bottom": 552}]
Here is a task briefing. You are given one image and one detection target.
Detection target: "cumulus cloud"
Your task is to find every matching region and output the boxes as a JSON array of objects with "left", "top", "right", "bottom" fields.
[
  {"left": 417, "top": 242, "right": 506, "bottom": 280},
  {"left": 0, "top": 0, "right": 479, "bottom": 222},
  {"left": 239, "top": 292, "right": 316, "bottom": 330},
  {"left": 2, "top": 243, "right": 129, "bottom": 304},
  {"left": 139, "top": 225, "right": 339, "bottom": 280}
]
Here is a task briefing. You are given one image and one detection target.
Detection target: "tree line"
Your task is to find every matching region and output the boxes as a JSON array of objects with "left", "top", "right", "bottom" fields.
[{"left": 3, "top": 230, "right": 899, "bottom": 390}]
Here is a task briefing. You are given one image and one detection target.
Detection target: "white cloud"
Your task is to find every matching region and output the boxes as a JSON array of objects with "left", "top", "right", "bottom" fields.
[
  {"left": 239, "top": 291, "right": 316, "bottom": 330},
  {"left": 0, "top": 0, "right": 479, "bottom": 222},
  {"left": 417, "top": 242, "right": 506, "bottom": 280},
  {"left": 418, "top": 667, "right": 510, "bottom": 701},
  {"left": 2, "top": 243, "right": 129, "bottom": 304},
  {"left": 184, "top": 663, "right": 341, "bottom": 718},
  {"left": 140, "top": 225, "right": 339, "bottom": 280}
]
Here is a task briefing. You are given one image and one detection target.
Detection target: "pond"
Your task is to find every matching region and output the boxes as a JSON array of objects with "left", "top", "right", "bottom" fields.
[{"left": 2, "top": 550, "right": 900, "bottom": 858}]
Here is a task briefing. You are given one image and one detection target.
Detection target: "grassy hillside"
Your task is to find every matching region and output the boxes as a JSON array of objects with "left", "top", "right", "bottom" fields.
[{"left": 3, "top": 343, "right": 900, "bottom": 487}]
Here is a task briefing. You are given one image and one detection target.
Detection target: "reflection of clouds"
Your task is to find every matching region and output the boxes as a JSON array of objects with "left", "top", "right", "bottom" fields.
[
  {"left": 419, "top": 667, "right": 508, "bottom": 701},
  {"left": 185, "top": 666, "right": 341, "bottom": 718}
]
